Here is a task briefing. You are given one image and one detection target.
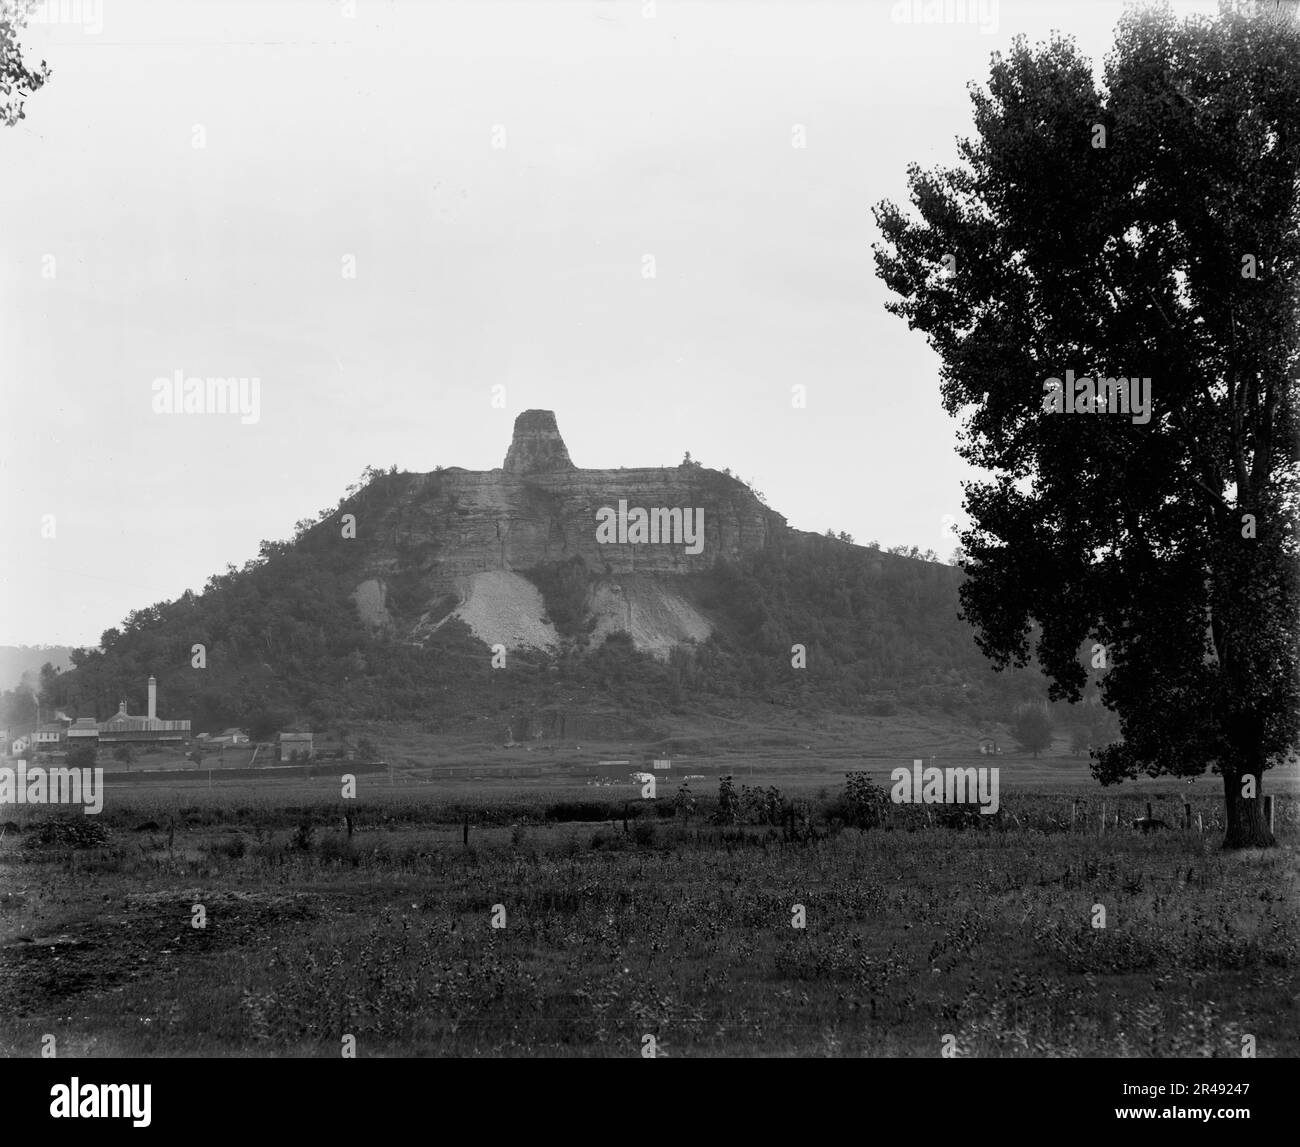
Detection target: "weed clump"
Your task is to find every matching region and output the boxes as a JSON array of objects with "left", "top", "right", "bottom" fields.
[{"left": 23, "top": 817, "right": 112, "bottom": 849}]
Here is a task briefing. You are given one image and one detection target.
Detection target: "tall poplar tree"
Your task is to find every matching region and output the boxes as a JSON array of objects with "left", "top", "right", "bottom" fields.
[{"left": 875, "top": 3, "right": 1300, "bottom": 846}]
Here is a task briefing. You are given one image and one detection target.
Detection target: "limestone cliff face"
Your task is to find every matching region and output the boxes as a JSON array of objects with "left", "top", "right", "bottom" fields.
[{"left": 351, "top": 410, "right": 786, "bottom": 653}]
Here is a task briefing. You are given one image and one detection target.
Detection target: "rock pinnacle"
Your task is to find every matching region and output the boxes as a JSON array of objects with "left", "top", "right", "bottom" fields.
[{"left": 503, "top": 409, "right": 576, "bottom": 474}]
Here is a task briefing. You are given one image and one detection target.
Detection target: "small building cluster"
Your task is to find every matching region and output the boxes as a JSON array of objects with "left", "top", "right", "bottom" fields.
[
  {"left": 5, "top": 676, "right": 191, "bottom": 756},
  {"left": 196, "top": 728, "right": 250, "bottom": 748},
  {"left": 3, "top": 677, "right": 319, "bottom": 767}
]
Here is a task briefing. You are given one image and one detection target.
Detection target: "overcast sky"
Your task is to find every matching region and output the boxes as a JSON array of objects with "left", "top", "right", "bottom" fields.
[{"left": 0, "top": 0, "right": 1221, "bottom": 647}]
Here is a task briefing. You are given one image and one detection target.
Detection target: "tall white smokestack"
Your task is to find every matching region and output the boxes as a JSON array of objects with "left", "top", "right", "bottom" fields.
[{"left": 148, "top": 676, "right": 157, "bottom": 721}]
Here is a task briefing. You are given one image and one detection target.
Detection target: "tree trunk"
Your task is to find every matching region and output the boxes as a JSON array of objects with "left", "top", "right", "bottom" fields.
[{"left": 1221, "top": 761, "right": 1275, "bottom": 849}]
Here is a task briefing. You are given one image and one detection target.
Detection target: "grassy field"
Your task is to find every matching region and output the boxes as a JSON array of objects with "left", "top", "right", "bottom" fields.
[{"left": 1, "top": 751, "right": 1297, "bottom": 1058}]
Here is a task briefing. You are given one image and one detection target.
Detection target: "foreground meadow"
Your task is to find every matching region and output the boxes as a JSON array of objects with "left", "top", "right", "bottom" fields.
[{"left": 1, "top": 782, "right": 1296, "bottom": 1057}]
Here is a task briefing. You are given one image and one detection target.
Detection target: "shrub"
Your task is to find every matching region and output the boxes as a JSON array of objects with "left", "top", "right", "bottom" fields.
[
  {"left": 843, "top": 772, "right": 890, "bottom": 828},
  {"left": 251, "top": 831, "right": 284, "bottom": 862},
  {"left": 712, "top": 776, "right": 740, "bottom": 826},
  {"left": 213, "top": 834, "right": 247, "bottom": 859},
  {"left": 739, "top": 784, "right": 785, "bottom": 825},
  {"left": 673, "top": 782, "right": 697, "bottom": 820},
  {"left": 289, "top": 819, "right": 315, "bottom": 852},
  {"left": 523, "top": 557, "right": 593, "bottom": 638},
  {"left": 1011, "top": 701, "right": 1054, "bottom": 757},
  {"left": 316, "top": 832, "right": 355, "bottom": 865},
  {"left": 589, "top": 827, "right": 627, "bottom": 851},
  {"left": 23, "top": 817, "right": 111, "bottom": 849}
]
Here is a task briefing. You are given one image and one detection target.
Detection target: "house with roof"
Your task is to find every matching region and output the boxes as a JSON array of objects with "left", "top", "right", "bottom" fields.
[
  {"left": 66, "top": 718, "right": 100, "bottom": 743},
  {"left": 31, "top": 720, "right": 68, "bottom": 748},
  {"left": 197, "top": 727, "right": 250, "bottom": 748}
]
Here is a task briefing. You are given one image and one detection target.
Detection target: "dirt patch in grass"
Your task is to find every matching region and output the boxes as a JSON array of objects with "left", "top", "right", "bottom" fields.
[{"left": 0, "top": 889, "right": 318, "bottom": 1017}]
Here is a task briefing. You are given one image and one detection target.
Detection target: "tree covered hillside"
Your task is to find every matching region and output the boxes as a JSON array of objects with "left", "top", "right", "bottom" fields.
[
  {"left": 674, "top": 532, "right": 1051, "bottom": 717},
  {"left": 29, "top": 468, "right": 1059, "bottom": 738}
]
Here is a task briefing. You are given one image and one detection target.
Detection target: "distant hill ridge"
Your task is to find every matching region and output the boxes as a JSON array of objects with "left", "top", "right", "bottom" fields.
[{"left": 0, "top": 646, "right": 73, "bottom": 693}]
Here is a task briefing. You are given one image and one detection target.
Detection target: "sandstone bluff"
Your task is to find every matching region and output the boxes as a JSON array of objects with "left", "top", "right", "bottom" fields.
[{"left": 351, "top": 410, "right": 788, "bottom": 658}]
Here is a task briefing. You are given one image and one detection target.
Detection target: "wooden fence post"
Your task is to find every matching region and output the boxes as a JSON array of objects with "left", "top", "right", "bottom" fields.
[
  {"left": 1265, "top": 795, "right": 1275, "bottom": 834},
  {"left": 1183, "top": 801, "right": 1192, "bottom": 831},
  {"left": 1100, "top": 800, "right": 1106, "bottom": 836},
  {"left": 463, "top": 814, "right": 469, "bottom": 847}
]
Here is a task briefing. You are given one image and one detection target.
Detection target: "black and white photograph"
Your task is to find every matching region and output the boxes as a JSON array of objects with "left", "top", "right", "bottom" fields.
[{"left": 0, "top": 0, "right": 1297, "bottom": 1119}]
